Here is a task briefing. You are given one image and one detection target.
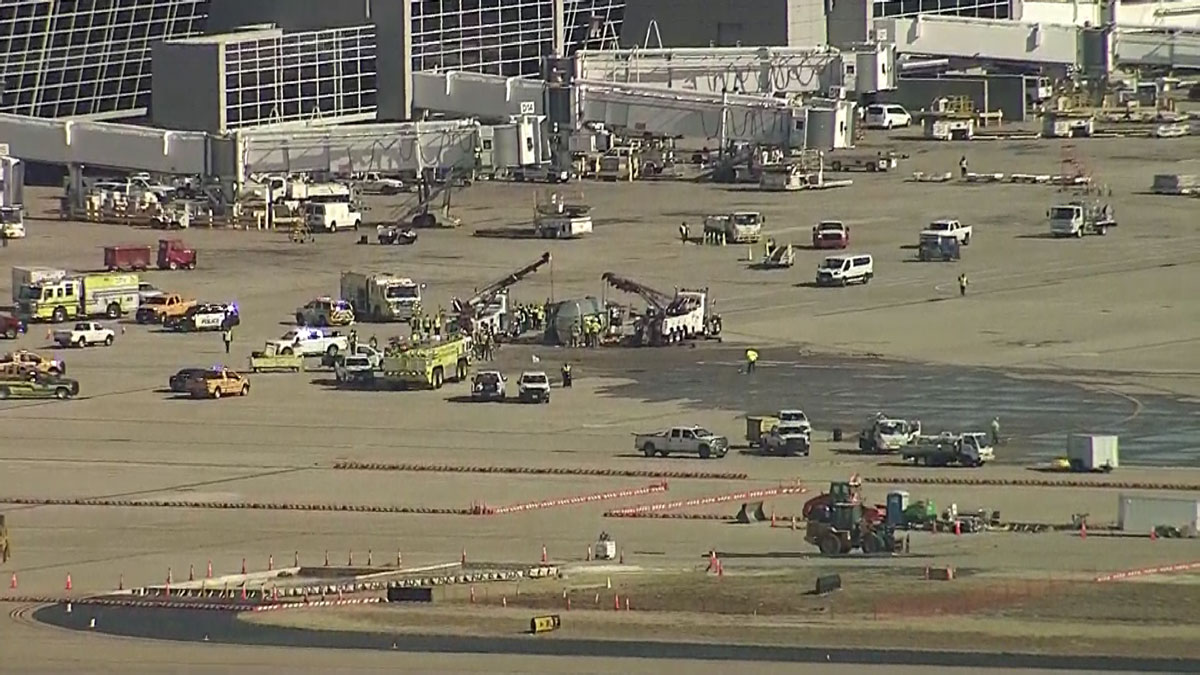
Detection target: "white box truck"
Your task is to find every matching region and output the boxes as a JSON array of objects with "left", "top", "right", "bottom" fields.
[{"left": 1067, "top": 434, "right": 1119, "bottom": 472}]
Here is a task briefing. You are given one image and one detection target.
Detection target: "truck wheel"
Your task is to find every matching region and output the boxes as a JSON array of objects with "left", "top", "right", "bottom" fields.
[
  {"left": 241, "top": 384, "right": 249, "bottom": 396},
  {"left": 3, "top": 328, "right": 13, "bottom": 339},
  {"left": 1075, "top": 228, "right": 1083, "bottom": 238},
  {"left": 169, "top": 260, "right": 179, "bottom": 270},
  {"left": 106, "top": 303, "right": 120, "bottom": 319},
  {"left": 818, "top": 535, "right": 842, "bottom": 555},
  {"left": 52, "top": 307, "right": 66, "bottom": 323},
  {"left": 213, "top": 388, "right": 222, "bottom": 399},
  {"left": 104, "top": 335, "right": 113, "bottom": 346},
  {"left": 831, "top": 161, "right": 843, "bottom": 172},
  {"left": 455, "top": 359, "right": 468, "bottom": 381},
  {"left": 76, "top": 337, "right": 86, "bottom": 349},
  {"left": 354, "top": 220, "right": 361, "bottom": 231},
  {"left": 431, "top": 368, "right": 444, "bottom": 389},
  {"left": 187, "top": 262, "right": 197, "bottom": 270},
  {"left": 0, "top": 387, "right": 9, "bottom": 399},
  {"left": 55, "top": 387, "right": 70, "bottom": 400},
  {"left": 642, "top": 444, "right": 656, "bottom": 458},
  {"left": 699, "top": 445, "right": 712, "bottom": 459},
  {"left": 963, "top": 234, "right": 971, "bottom": 246}
]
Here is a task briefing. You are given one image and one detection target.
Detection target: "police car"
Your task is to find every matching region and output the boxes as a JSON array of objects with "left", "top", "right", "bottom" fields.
[
  {"left": 166, "top": 303, "right": 240, "bottom": 332},
  {"left": 295, "top": 297, "right": 355, "bottom": 327}
]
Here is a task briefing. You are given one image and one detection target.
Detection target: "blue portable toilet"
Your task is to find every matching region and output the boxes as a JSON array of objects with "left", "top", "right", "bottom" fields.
[{"left": 886, "top": 490, "right": 910, "bottom": 527}]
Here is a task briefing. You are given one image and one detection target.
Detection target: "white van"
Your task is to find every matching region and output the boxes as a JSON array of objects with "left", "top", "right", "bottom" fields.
[
  {"left": 305, "top": 202, "right": 362, "bottom": 233},
  {"left": 816, "top": 254, "right": 874, "bottom": 286},
  {"left": 864, "top": 104, "right": 912, "bottom": 130}
]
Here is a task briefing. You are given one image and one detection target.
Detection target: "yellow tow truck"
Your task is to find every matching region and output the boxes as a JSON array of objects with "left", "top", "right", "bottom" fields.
[{"left": 380, "top": 335, "right": 472, "bottom": 389}]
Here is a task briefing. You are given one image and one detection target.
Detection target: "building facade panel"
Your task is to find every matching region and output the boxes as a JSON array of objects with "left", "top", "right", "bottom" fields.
[{"left": 0, "top": 0, "right": 209, "bottom": 118}]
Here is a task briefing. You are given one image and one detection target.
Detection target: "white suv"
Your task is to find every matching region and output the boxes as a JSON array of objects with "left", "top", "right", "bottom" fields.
[{"left": 864, "top": 104, "right": 912, "bottom": 130}]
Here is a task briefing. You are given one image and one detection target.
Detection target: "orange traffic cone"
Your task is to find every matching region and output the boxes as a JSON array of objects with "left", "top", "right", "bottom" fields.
[
  {"left": 65, "top": 573, "right": 72, "bottom": 591},
  {"left": 625, "top": 597, "right": 631, "bottom": 611},
  {"left": 954, "top": 520, "right": 962, "bottom": 536},
  {"left": 706, "top": 550, "right": 716, "bottom": 572},
  {"left": 717, "top": 560, "right": 724, "bottom": 577},
  {"left": 268, "top": 554, "right": 274, "bottom": 571},
  {"left": 206, "top": 560, "right": 213, "bottom": 578},
  {"left": 461, "top": 548, "right": 467, "bottom": 565},
  {"left": 1150, "top": 528, "right": 1158, "bottom": 541},
  {"left": 770, "top": 511, "right": 776, "bottom": 528},
  {"left": 541, "top": 545, "right": 548, "bottom": 563},
  {"left": 1080, "top": 521, "right": 1087, "bottom": 539},
  {"left": 469, "top": 585, "right": 476, "bottom": 603},
  {"left": 618, "top": 549, "right": 624, "bottom": 564},
  {"left": 613, "top": 593, "right": 620, "bottom": 610},
  {"left": 9, "top": 572, "right": 16, "bottom": 589},
  {"left": 240, "top": 584, "right": 247, "bottom": 601}
]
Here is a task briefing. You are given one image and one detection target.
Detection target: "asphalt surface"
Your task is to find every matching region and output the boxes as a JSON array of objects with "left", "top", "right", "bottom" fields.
[
  {"left": 574, "top": 345, "right": 1200, "bottom": 466},
  {"left": 29, "top": 603, "right": 1199, "bottom": 672}
]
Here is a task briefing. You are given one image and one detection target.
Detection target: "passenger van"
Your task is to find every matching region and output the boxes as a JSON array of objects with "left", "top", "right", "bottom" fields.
[
  {"left": 816, "top": 254, "right": 874, "bottom": 286},
  {"left": 864, "top": 104, "right": 912, "bottom": 130}
]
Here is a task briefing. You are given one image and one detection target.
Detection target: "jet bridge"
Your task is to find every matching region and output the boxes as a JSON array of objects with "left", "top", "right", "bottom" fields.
[
  {"left": 877, "top": 15, "right": 1200, "bottom": 71},
  {"left": 574, "top": 44, "right": 897, "bottom": 96}
]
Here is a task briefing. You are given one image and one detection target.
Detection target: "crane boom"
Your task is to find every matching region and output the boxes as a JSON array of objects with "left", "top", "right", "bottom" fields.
[
  {"left": 601, "top": 272, "right": 673, "bottom": 312},
  {"left": 456, "top": 252, "right": 552, "bottom": 317}
]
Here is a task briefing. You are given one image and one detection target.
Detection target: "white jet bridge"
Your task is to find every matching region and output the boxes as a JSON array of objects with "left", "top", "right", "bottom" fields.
[{"left": 877, "top": 15, "right": 1200, "bottom": 71}]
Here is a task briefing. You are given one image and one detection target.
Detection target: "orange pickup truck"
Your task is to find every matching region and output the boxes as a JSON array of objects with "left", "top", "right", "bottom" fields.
[
  {"left": 186, "top": 368, "right": 250, "bottom": 399},
  {"left": 135, "top": 293, "right": 196, "bottom": 324}
]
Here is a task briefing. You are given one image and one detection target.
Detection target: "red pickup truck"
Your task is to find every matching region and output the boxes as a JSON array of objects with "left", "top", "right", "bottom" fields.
[{"left": 0, "top": 312, "right": 24, "bottom": 339}]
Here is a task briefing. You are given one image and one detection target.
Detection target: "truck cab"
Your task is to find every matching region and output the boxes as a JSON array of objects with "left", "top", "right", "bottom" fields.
[
  {"left": 157, "top": 239, "right": 197, "bottom": 270},
  {"left": 918, "top": 232, "right": 961, "bottom": 261},
  {"left": 859, "top": 416, "right": 920, "bottom": 453},
  {"left": 764, "top": 423, "right": 811, "bottom": 456},
  {"left": 1048, "top": 201, "right": 1115, "bottom": 238}
]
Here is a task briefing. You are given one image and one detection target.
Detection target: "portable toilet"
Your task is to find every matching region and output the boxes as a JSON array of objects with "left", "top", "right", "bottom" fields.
[{"left": 886, "top": 490, "right": 910, "bottom": 527}]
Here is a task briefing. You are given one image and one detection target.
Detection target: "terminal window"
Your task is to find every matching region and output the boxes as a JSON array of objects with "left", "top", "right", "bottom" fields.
[
  {"left": 0, "top": 0, "right": 209, "bottom": 118},
  {"left": 873, "top": 0, "right": 1012, "bottom": 19}
]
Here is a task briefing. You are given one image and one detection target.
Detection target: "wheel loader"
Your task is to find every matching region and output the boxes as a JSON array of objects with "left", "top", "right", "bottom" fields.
[{"left": 805, "top": 502, "right": 899, "bottom": 556}]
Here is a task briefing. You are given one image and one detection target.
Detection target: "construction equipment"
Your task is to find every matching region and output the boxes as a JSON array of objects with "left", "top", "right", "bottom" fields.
[
  {"left": 805, "top": 502, "right": 899, "bottom": 555},
  {"left": 452, "top": 252, "right": 552, "bottom": 335},
  {"left": 601, "top": 273, "right": 721, "bottom": 346}
]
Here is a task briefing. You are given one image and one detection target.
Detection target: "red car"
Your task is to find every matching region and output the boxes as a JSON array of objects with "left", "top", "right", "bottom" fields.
[
  {"left": 0, "top": 312, "right": 24, "bottom": 340},
  {"left": 812, "top": 221, "right": 850, "bottom": 249}
]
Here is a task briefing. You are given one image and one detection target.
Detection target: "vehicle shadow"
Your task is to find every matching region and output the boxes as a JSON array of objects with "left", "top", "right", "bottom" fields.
[
  {"left": 1014, "top": 233, "right": 1065, "bottom": 239},
  {"left": 793, "top": 281, "right": 826, "bottom": 289},
  {"left": 444, "top": 395, "right": 524, "bottom": 404},
  {"left": 472, "top": 227, "right": 541, "bottom": 239},
  {"left": 611, "top": 453, "right": 719, "bottom": 461}
]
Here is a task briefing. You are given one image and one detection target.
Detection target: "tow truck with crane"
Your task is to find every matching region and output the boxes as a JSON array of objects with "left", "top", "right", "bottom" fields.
[
  {"left": 452, "top": 252, "right": 552, "bottom": 336},
  {"left": 600, "top": 273, "right": 722, "bottom": 346}
]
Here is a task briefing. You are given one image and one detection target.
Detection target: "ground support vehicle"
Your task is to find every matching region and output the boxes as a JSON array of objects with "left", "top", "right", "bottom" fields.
[
  {"left": 812, "top": 221, "right": 849, "bottom": 249},
  {"left": 305, "top": 201, "right": 361, "bottom": 233},
  {"left": 295, "top": 297, "right": 355, "bottom": 327},
  {"left": 166, "top": 303, "right": 239, "bottom": 332},
  {"left": 136, "top": 293, "right": 196, "bottom": 324},
  {"left": 903, "top": 432, "right": 994, "bottom": 467},
  {"left": 266, "top": 328, "right": 349, "bottom": 358},
  {"left": 104, "top": 245, "right": 152, "bottom": 271},
  {"left": 1067, "top": 434, "right": 1119, "bottom": 472},
  {"left": 703, "top": 212, "right": 764, "bottom": 244},
  {"left": 341, "top": 272, "right": 422, "bottom": 322},
  {"left": 472, "top": 371, "right": 507, "bottom": 401},
  {"left": 827, "top": 153, "right": 896, "bottom": 172},
  {"left": 745, "top": 416, "right": 780, "bottom": 448},
  {"left": 858, "top": 415, "right": 921, "bottom": 453},
  {"left": 17, "top": 272, "right": 139, "bottom": 323},
  {"left": 187, "top": 368, "right": 249, "bottom": 399},
  {"left": 921, "top": 219, "right": 972, "bottom": 246},
  {"left": 380, "top": 335, "right": 471, "bottom": 389},
  {"left": 635, "top": 426, "right": 729, "bottom": 459},
  {"left": 376, "top": 226, "right": 418, "bottom": 245},
  {"left": 0, "top": 313, "right": 24, "bottom": 339},
  {"left": 1, "top": 350, "right": 65, "bottom": 375},
  {"left": 322, "top": 344, "right": 384, "bottom": 370},
  {"left": 805, "top": 502, "right": 900, "bottom": 555},
  {"left": 517, "top": 371, "right": 551, "bottom": 403},
  {"left": 248, "top": 344, "right": 305, "bottom": 373},
  {"left": 917, "top": 233, "right": 961, "bottom": 261},
  {"left": 157, "top": 239, "right": 197, "bottom": 270},
  {"left": 759, "top": 244, "right": 794, "bottom": 268},
  {"left": 0, "top": 373, "right": 80, "bottom": 400},
  {"left": 52, "top": 322, "right": 115, "bottom": 348},
  {"left": 1048, "top": 201, "right": 1117, "bottom": 238},
  {"left": 359, "top": 172, "right": 406, "bottom": 195}
]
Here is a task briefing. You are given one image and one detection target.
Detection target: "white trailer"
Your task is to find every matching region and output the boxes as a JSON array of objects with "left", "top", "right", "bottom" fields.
[
  {"left": 1067, "top": 434, "right": 1119, "bottom": 471},
  {"left": 1118, "top": 495, "right": 1199, "bottom": 536}
]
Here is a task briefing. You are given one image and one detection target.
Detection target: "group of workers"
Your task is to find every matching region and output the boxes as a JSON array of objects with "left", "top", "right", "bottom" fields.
[
  {"left": 568, "top": 315, "right": 605, "bottom": 348},
  {"left": 408, "top": 308, "right": 453, "bottom": 342}
]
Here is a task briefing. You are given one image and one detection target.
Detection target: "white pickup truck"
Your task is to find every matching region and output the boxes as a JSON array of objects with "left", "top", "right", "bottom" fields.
[
  {"left": 53, "top": 322, "right": 115, "bottom": 348},
  {"left": 920, "top": 219, "right": 972, "bottom": 246},
  {"left": 517, "top": 371, "right": 552, "bottom": 403},
  {"left": 266, "top": 327, "right": 350, "bottom": 357},
  {"left": 360, "top": 172, "right": 405, "bottom": 195},
  {"left": 635, "top": 426, "right": 730, "bottom": 459}
]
